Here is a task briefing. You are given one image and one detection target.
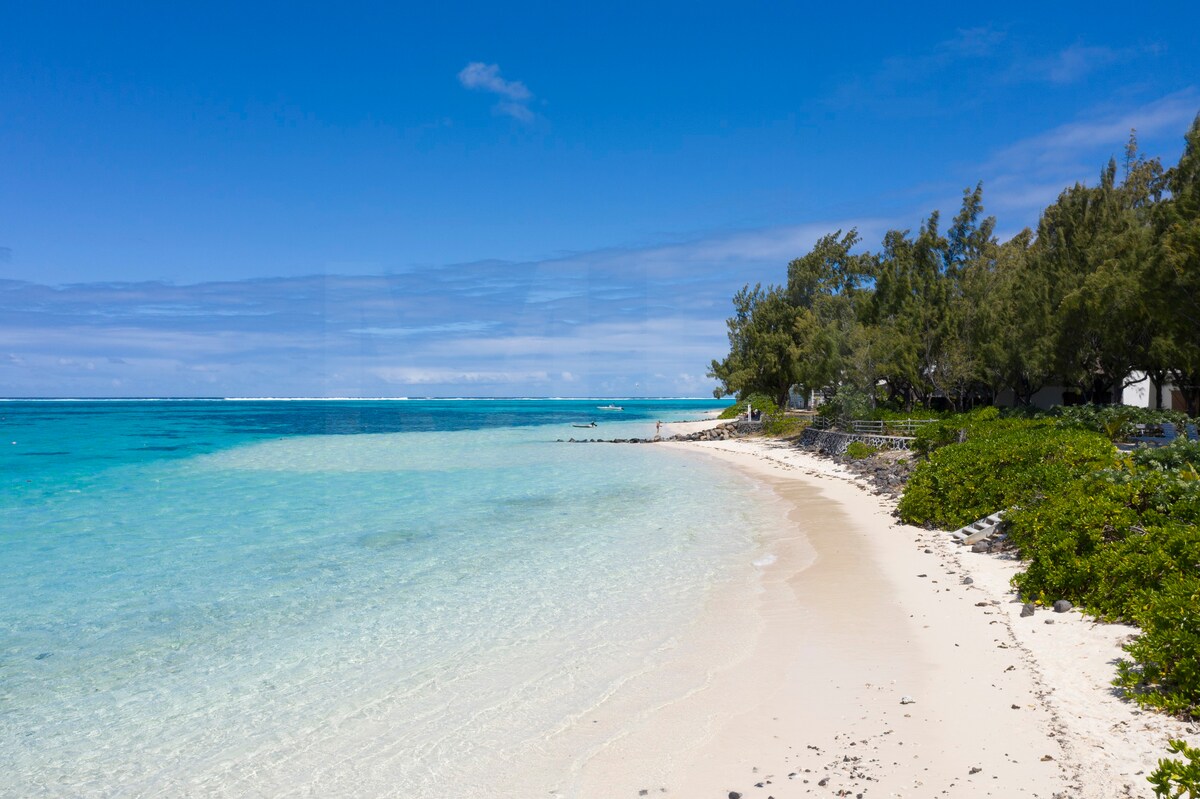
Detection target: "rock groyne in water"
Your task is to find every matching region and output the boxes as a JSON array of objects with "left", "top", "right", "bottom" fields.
[{"left": 559, "top": 421, "right": 748, "bottom": 444}]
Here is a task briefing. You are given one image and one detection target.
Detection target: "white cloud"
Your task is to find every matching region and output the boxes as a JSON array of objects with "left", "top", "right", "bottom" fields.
[
  {"left": 1000, "top": 91, "right": 1199, "bottom": 159},
  {"left": 493, "top": 100, "right": 534, "bottom": 123},
  {"left": 458, "top": 62, "right": 536, "bottom": 121},
  {"left": 979, "top": 90, "right": 1200, "bottom": 217},
  {"left": 457, "top": 62, "right": 531, "bottom": 100},
  {"left": 348, "top": 322, "right": 496, "bottom": 337},
  {"left": 0, "top": 215, "right": 880, "bottom": 397},
  {"left": 1036, "top": 44, "right": 1123, "bottom": 84},
  {"left": 937, "top": 26, "right": 1006, "bottom": 58},
  {"left": 372, "top": 367, "right": 550, "bottom": 385}
]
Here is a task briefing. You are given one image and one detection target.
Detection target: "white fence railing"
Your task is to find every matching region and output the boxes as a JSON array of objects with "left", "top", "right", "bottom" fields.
[{"left": 811, "top": 417, "right": 940, "bottom": 436}]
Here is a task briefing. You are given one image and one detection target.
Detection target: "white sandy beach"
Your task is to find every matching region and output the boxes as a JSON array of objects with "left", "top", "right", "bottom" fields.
[{"left": 562, "top": 421, "right": 1198, "bottom": 798}]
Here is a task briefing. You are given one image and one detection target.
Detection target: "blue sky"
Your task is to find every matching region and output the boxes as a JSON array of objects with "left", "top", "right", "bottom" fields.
[{"left": 2, "top": 2, "right": 1198, "bottom": 397}]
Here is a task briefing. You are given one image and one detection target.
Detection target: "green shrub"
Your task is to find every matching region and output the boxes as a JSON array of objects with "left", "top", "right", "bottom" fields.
[
  {"left": 763, "top": 415, "right": 806, "bottom": 437},
  {"left": 1005, "top": 477, "right": 1192, "bottom": 618},
  {"left": 845, "top": 441, "right": 877, "bottom": 459},
  {"left": 719, "top": 393, "right": 780, "bottom": 420},
  {"left": 898, "top": 407, "right": 1200, "bottom": 718},
  {"left": 1005, "top": 479, "right": 1132, "bottom": 609},
  {"left": 971, "top": 405, "right": 1001, "bottom": 422},
  {"left": 1002, "top": 467, "right": 1200, "bottom": 715},
  {"left": 866, "top": 408, "right": 947, "bottom": 422},
  {"left": 1116, "top": 577, "right": 1200, "bottom": 718},
  {"left": 898, "top": 425, "right": 1114, "bottom": 528},
  {"left": 1134, "top": 438, "right": 1200, "bottom": 474},
  {"left": 910, "top": 412, "right": 1047, "bottom": 457},
  {"left": 1054, "top": 404, "right": 1193, "bottom": 442},
  {"left": 1149, "top": 738, "right": 1200, "bottom": 797},
  {"left": 818, "top": 384, "right": 872, "bottom": 421}
]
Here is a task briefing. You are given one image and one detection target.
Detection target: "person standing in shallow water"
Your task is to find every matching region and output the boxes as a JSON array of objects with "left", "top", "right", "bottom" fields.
[{"left": 655, "top": 420, "right": 662, "bottom": 440}]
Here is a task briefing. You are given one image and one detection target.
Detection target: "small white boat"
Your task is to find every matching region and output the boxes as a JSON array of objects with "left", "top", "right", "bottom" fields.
[
  {"left": 572, "top": 422, "right": 598, "bottom": 428},
  {"left": 596, "top": 404, "right": 623, "bottom": 411}
]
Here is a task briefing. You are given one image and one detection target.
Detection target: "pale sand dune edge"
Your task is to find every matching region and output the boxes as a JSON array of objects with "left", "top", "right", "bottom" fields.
[{"left": 572, "top": 431, "right": 1197, "bottom": 799}]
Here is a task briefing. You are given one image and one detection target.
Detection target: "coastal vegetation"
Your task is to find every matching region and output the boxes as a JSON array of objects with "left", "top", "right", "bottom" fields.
[
  {"left": 709, "top": 115, "right": 1200, "bottom": 416},
  {"left": 1151, "top": 738, "right": 1200, "bottom": 798},
  {"left": 708, "top": 115, "right": 1200, "bottom": 723},
  {"left": 890, "top": 413, "right": 1200, "bottom": 719},
  {"left": 843, "top": 441, "right": 877, "bottom": 459}
]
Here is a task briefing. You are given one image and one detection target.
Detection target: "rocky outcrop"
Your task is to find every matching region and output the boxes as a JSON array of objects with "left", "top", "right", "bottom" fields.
[
  {"left": 557, "top": 421, "right": 747, "bottom": 445},
  {"left": 670, "top": 422, "right": 744, "bottom": 442},
  {"left": 833, "top": 449, "right": 917, "bottom": 498}
]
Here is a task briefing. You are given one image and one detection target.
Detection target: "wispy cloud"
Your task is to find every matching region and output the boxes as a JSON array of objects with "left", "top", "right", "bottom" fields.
[
  {"left": 1036, "top": 43, "right": 1124, "bottom": 84},
  {"left": 458, "top": 62, "right": 536, "bottom": 122},
  {"left": 826, "top": 26, "right": 1006, "bottom": 111},
  {"left": 995, "top": 90, "right": 1198, "bottom": 158},
  {"left": 0, "top": 219, "right": 879, "bottom": 397},
  {"left": 827, "top": 29, "right": 1165, "bottom": 115},
  {"left": 937, "top": 26, "right": 1006, "bottom": 58},
  {"left": 967, "top": 89, "right": 1200, "bottom": 229},
  {"left": 372, "top": 368, "right": 554, "bottom": 385},
  {"left": 1011, "top": 42, "right": 1152, "bottom": 85}
]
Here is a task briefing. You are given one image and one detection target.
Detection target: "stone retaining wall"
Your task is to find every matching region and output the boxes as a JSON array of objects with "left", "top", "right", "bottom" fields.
[{"left": 798, "top": 427, "right": 915, "bottom": 455}]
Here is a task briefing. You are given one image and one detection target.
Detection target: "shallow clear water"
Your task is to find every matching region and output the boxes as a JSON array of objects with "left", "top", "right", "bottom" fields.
[{"left": 0, "top": 399, "right": 769, "bottom": 796}]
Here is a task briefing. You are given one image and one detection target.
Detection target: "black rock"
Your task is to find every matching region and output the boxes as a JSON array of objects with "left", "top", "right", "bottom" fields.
[
  {"left": 963, "top": 576, "right": 974, "bottom": 584},
  {"left": 728, "top": 793, "right": 742, "bottom": 799},
  {"left": 1020, "top": 603, "right": 1036, "bottom": 617}
]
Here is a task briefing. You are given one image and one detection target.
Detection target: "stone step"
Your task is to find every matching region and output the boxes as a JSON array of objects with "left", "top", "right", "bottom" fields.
[{"left": 950, "top": 510, "right": 1007, "bottom": 544}]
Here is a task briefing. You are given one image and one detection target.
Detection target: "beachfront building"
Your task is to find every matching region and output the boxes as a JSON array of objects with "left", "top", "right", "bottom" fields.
[{"left": 994, "top": 371, "right": 1187, "bottom": 411}]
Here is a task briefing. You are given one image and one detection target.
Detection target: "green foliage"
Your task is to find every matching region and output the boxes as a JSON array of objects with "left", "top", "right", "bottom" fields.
[
  {"left": 1152, "top": 114, "right": 1200, "bottom": 417},
  {"left": 1149, "top": 738, "right": 1200, "bottom": 797},
  {"left": 763, "top": 415, "right": 806, "bottom": 437},
  {"left": 718, "top": 404, "right": 741, "bottom": 420},
  {"left": 705, "top": 114, "right": 1200, "bottom": 723},
  {"left": 1054, "top": 405, "right": 1191, "bottom": 441},
  {"left": 911, "top": 410, "right": 1044, "bottom": 457},
  {"left": 1006, "top": 476, "right": 1197, "bottom": 617},
  {"left": 718, "top": 393, "right": 780, "bottom": 420},
  {"left": 708, "top": 285, "right": 798, "bottom": 408},
  {"left": 1116, "top": 577, "right": 1200, "bottom": 719},
  {"left": 709, "top": 117, "right": 1200, "bottom": 416},
  {"left": 865, "top": 407, "right": 947, "bottom": 421},
  {"left": 899, "top": 410, "right": 1200, "bottom": 715},
  {"left": 819, "top": 384, "right": 872, "bottom": 421},
  {"left": 1133, "top": 438, "right": 1200, "bottom": 473},
  {"left": 997, "top": 455, "right": 1200, "bottom": 716},
  {"left": 971, "top": 405, "right": 1001, "bottom": 422},
  {"left": 898, "top": 423, "right": 1114, "bottom": 529},
  {"left": 845, "top": 441, "right": 877, "bottom": 459}
]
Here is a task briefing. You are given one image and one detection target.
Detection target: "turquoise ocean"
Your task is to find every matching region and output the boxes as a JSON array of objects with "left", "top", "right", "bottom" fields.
[{"left": 0, "top": 399, "right": 775, "bottom": 797}]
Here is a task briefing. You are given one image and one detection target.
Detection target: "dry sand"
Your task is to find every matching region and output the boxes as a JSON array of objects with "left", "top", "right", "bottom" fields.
[{"left": 568, "top": 423, "right": 1198, "bottom": 798}]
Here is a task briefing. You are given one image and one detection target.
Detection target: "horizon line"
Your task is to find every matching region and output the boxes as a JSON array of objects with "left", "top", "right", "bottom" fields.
[{"left": 0, "top": 395, "right": 732, "bottom": 402}]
